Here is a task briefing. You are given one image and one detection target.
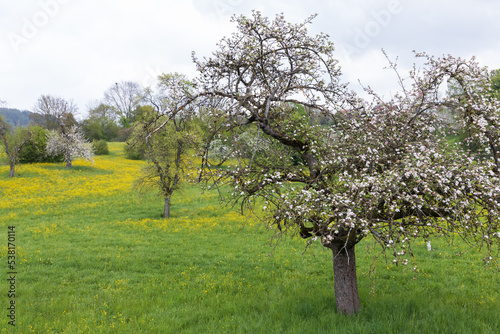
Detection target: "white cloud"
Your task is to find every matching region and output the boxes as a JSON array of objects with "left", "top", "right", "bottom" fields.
[{"left": 1, "top": 0, "right": 499, "bottom": 112}]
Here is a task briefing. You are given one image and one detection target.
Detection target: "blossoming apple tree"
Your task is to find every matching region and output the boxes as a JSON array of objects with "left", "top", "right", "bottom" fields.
[
  {"left": 31, "top": 95, "right": 93, "bottom": 168},
  {"left": 46, "top": 126, "right": 94, "bottom": 168},
  {"left": 187, "top": 12, "right": 500, "bottom": 314}
]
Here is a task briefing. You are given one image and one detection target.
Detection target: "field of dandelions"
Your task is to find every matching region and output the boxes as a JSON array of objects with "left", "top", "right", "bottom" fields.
[{"left": 0, "top": 143, "right": 498, "bottom": 333}]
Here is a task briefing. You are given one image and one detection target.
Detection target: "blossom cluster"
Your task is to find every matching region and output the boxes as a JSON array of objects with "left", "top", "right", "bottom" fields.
[
  {"left": 193, "top": 13, "right": 500, "bottom": 266},
  {"left": 46, "top": 126, "right": 94, "bottom": 166}
]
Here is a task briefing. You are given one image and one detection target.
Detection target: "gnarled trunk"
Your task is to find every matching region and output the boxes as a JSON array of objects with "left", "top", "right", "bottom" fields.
[
  {"left": 66, "top": 158, "right": 72, "bottom": 168},
  {"left": 163, "top": 197, "right": 171, "bottom": 218},
  {"left": 330, "top": 241, "right": 360, "bottom": 314}
]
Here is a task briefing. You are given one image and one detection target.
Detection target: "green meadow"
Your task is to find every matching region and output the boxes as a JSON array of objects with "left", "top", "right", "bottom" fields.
[{"left": 0, "top": 143, "right": 499, "bottom": 333}]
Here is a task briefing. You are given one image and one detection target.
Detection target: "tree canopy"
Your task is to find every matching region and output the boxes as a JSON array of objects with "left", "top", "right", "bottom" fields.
[
  {"left": 104, "top": 81, "right": 142, "bottom": 127},
  {"left": 0, "top": 115, "right": 31, "bottom": 177},
  {"left": 31, "top": 95, "right": 78, "bottom": 131},
  {"left": 46, "top": 126, "right": 94, "bottom": 168},
  {"left": 133, "top": 73, "right": 202, "bottom": 218},
  {"left": 187, "top": 12, "right": 500, "bottom": 314}
]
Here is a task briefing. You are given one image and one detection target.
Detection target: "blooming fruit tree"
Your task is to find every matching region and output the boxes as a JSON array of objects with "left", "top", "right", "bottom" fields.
[
  {"left": 191, "top": 12, "right": 500, "bottom": 314},
  {"left": 46, "top": 126, "right": 94, "bottom": 168}
]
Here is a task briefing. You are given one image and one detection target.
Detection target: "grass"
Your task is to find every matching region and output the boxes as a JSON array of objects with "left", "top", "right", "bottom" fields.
[{"left": 0, "top": 142, "right": 499, "bottom": 333}]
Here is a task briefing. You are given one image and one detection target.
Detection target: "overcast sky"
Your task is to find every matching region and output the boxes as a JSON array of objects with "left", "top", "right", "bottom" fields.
[{"left": 1, "top": 0, "right": 500, "bottom": 117}]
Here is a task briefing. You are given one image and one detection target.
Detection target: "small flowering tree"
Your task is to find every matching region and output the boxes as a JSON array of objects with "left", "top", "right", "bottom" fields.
[
  {"left": 191, "top": 12, "right": 500, "bottom": 315},
  {"left": 46, "top": 126, "right": 94, "bottom": 168},
  {"left": 32, "top": 95, "right": 93, "bottom": 168},
  {"left": 207, "top": 139, "right": 231, "bottom": 166}
]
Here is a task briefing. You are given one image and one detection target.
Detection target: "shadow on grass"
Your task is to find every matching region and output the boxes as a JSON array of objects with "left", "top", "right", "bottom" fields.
[{"left": 41, "top": 164, "right": 114, "bottom": 175}]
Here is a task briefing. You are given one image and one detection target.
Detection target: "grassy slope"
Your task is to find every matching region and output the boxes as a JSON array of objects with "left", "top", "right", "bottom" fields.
[{"left": 0, "top": 143, "right": 498, "bottom": 333}]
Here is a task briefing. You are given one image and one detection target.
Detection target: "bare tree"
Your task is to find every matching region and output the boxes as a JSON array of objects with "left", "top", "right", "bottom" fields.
[
  {"left": 194, "top": 12, "right": 500, "bottom": 314},
  {"left": 104, "top": 81, "right": 141, "bottom": 126},
  {"left": 31, "top": 95, "right": 78, "bottom": 131}
]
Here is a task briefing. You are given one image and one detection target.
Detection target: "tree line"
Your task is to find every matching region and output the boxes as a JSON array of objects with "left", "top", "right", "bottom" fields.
[{"left": 0, "top": 108, "right": 33, "bottom": 127}]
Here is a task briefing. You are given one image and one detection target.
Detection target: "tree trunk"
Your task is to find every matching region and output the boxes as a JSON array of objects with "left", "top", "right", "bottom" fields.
[
  {"left": 163, "top": 197, "right": 170, "bottom": 218},
  {"left": 9, "top": 162, "right": 15, "bottom": 178},
  {"left": 330, "top": 242, "right": 360, "bottom": 315},
  {"left": 66, "top": 157, "right": 72, "bottom": 168}
]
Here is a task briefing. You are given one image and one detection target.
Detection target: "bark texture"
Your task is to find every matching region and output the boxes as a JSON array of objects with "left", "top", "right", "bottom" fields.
[
  {"left": 331, "top": 242, "right": 360, "bottom": 314},
  {"left": 163, "top": 197, "right": 171, "bottom": 218}
]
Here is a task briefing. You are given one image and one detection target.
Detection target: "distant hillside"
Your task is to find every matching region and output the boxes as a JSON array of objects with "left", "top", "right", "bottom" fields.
[{"left": 0, "top": 108, "right": 34, "bottom": 127}]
